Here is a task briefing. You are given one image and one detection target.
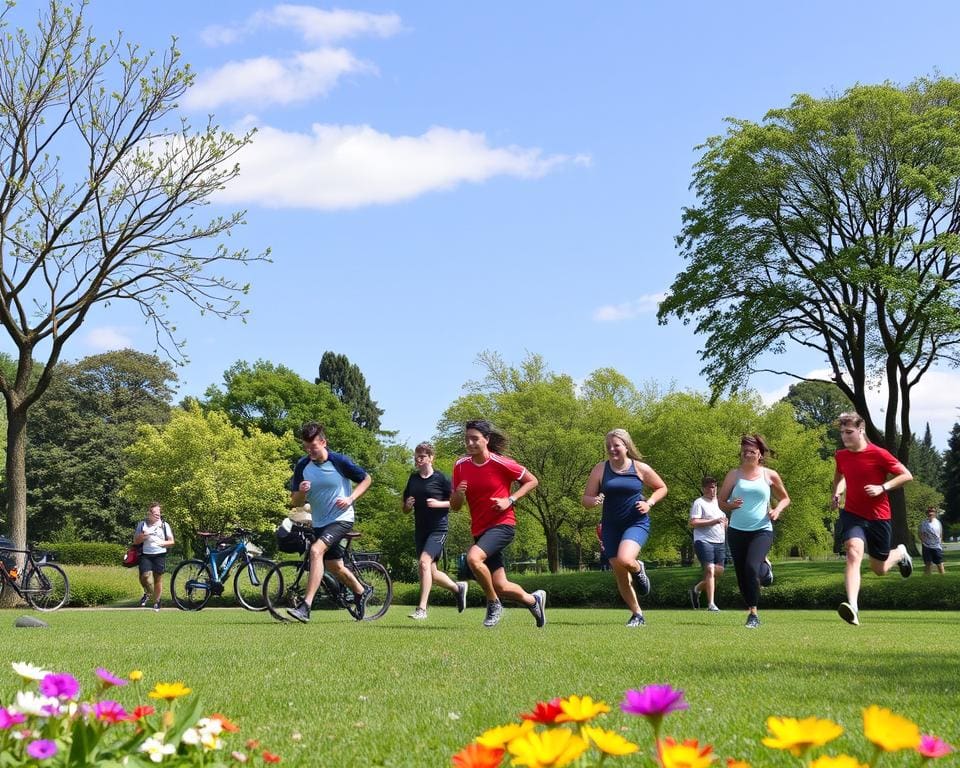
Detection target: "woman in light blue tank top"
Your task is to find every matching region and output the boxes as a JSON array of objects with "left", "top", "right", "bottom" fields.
[{"left": 718, "top": 434, "right": 790, "bottom": 628}]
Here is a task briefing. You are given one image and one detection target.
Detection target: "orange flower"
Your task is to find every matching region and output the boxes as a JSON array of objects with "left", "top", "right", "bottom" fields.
[
  {"left": 726, "top": 760, "right": 751, "bottom": 768},
  {"left": 262, "top": 751, "right": 282, "bottom": 763},
  {"left": 210, "top": 713, "right": 240, "bottom": 733},
  {"left": 658, "top": 737, "right": 715, "bottom": 768},
  {"left": 451, "top": 742, "right": 505, "bottom": 768}
]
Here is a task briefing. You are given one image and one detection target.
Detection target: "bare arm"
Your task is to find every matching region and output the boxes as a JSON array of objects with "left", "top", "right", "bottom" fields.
[
  {"left": 767, "top": 470, "right": 790, "bottom": 521},
  {"left": 831, "top": 470, "right": 845, "bottom": 510},
  {"left": 865, "top": 466, "right": 913, "bottom": 498},
  {"left": 581, "top": 463, "right": 605, "bottom": 508},
  {"left": 717, "top": 470, "right": 741, "bottom": 513},
  {"left": 635, "top": 462, "right": 667, "bottom": 514}
]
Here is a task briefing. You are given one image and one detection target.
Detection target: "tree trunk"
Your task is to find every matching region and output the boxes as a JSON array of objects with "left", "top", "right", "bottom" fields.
[
  {"left": 1, "top": 404, "right": 28, "bottom": 608},
  {"left": 546, "top": 527, "right": 559, "bottom": 573},
  {"left": 888, "top": 489, "right": 915, "bottom": 555}
]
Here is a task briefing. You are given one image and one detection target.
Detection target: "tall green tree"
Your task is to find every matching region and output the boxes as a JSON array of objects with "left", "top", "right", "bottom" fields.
[
  {"left": 659, "top": 77, "right": 960, "bottom": 548},
  {"left": 908, "top": 424, "right": 944, "bottom": 490},
  {"left": 26, "top": 350, "right": 175, "bottom": 542},
  {"left": 943, "top": 421, "right": 960, "bottom": 523},
  {"left": 0, "top": 2, "right": 262, "bottom": 551},
  {"left": 782, "top": 381, "right": 852, "bottom": 459},
  {"left": 316, "top": 351, "right": 384, "bottom": 432},
  {"left": 122, "top": 404, "right": 290, "bottom": 548}
]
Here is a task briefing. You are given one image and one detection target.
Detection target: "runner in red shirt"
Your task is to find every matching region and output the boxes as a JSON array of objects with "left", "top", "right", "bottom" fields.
[
  {"left": 450, "top": 420, "right": 546, "bottom": 628},
  {"left": 832, "top": 412, "right": 914, "bottom": 626}
]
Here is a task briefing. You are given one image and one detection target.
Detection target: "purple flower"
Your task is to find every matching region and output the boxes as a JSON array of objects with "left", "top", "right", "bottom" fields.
[
  {"left": 620, "top": 684, "right": 689, "bottom": 724},
  {"left": 39, "top": 673, "right": 79, "bottom": 700},
  {"left": 27, "top": 739, "right": 58, "bottom": 759},
  {"left": 95, "top": 667, "right": 127, "bottom": 688},
  {"left": 0, "top": 707, "right": 26, "bottom": 729}
]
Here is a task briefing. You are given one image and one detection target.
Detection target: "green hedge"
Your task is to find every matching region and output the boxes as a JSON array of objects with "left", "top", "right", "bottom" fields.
[{"left": 37, "top": 542, "right": 127, "bottom": 567}]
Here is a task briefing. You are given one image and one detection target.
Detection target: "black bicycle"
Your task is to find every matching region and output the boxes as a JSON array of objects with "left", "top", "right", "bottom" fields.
[
  {"left": 170, "top": 529, "right": 274, "bottom": 611},
  {"left": 262, "top": 528, "right": 392, "bottom": 622},
  {"left": 0, "top": 544, "right": 69, "bottom": 611}
]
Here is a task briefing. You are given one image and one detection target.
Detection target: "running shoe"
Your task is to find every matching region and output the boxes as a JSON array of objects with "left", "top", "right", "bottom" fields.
[
  {"left": 408, "top": 607, "right": 427, "bottom": 620},
  {"left": 896, "top": 544, "right": 913, "bottom": 578},
  {"left": 626, "top": 613, "right": 645, "bottom": 627},
  {"left": 689, "top": 586, "right": 701, "bottom": 610},
  {"left": 152, "top": 601, "right": 161, "bottom": 612},
  {"left": 483, "top": 600, "right": 503, "bottom": 628},
  {"left": 745, "top": 613, "right": 760, "bottom": 629},
  {"left": 529, "top": 590, "right": 547, "bottom": 628},
  {"left": 838, "top": 602, "right": 859, "bottom": 626},
  {"left": 632, "top": 561, "right": 651, "bottom": 597},
  {"left": 707, "top": 604, "right": 720, "bottom": 612},
  {"left": 354, "top": 584, "right": 374, "bottom": 621},
  {"left": 760, "top": 558, "right": 774, "bottom": 587},
  {"left": 286, "top": 601, "right": 311, "bottom": 623},
  {"left": 456, "top": 581, "right": 468, "bottom": 613},
  {"left": 139, "top": 593, "right": 149, "bottom": 608}
]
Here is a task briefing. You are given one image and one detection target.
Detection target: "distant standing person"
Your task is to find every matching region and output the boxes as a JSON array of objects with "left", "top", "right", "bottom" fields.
[
  {"left": 133, "top": 503, "right": 174, "bottom": 612},
  {"left": 689, "top": 476, "right": 727, "bottom": 612},
  {"left": 919, "top": 506, "right": 945, "bottom": 575},
  {"left": 450, "top": 420, "right": 546, "bottom": 628},
  {"left": 718, "top": 435, "right": 790, "bottom": 629},
  {"left": 403, "top": 442, "right": 468, "bottom": 619},
  {"left": 832, "top": 412, "right": 914, "bottom": 626},
  {"left": 285, "top": 421, "right": 373, "bottom": 624},
  {"left": 582, "top": 428, "right": 668, "bottom": 627}
]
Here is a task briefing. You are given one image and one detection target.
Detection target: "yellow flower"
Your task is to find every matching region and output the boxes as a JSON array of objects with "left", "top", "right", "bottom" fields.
[
  {"left": 147, "top": 681, "right": 192, "bottom": 701},
  {"left": 581, "top": 725, "right": 638, "bottom": 756},
  {"left": 762, "top": 716, "right": 843, "bottom": 756},
  {"left": 554, "top": 695, "right": 610, "bottom": 723},
  {"left": 862, "top": 706, "right": 920, "bottom": 752},
  {"left": 475, "top": 720, "right": 534, "bottom": 749},
  {"left": 507, "top": 728, "right": 588, "bottom": 768},
  {"left": 658, "top": 737, "right": 715, "bottom": 768},
  {"left": 809, "top": 756, "right": 869, "bottom": 768},
  {"left": 129, "top": 670, "right": 143, "bottom": 681}
]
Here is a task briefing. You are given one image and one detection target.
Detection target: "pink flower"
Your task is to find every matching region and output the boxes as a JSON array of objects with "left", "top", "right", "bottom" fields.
[
  {"left": 95, "top": 668, "right": 127, "bottom": 688},
  {"left": 918, "top": 734, "right": 954, "bottom": 759},
  {"left": 27, "top": 739, "right": 57, "bottom": 759},
  {"left": 0, "top": 708, "right": 26, "bottom": 729},
  {"left": 94, "top": 700, "right": 129, "bottom": 724},
  {"left": 620, "top": 685, "right": 689, "bottom": 721},
  {"left": 39, "top": 673, "right": 79, "bottom": 700}
]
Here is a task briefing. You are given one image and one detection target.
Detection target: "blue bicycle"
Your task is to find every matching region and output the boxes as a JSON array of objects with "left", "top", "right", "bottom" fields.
[{"left": 170, "top": 529, "right": 274, "bottom": 611}]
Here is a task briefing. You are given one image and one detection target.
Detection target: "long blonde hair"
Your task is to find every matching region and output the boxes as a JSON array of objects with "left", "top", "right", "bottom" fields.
[{"left": 606, "top": 428, "right": 642, "bottom": 461}]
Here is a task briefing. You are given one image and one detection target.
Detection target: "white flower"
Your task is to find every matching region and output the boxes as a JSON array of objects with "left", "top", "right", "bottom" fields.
[
  {"left": 140, "top": 733, "right": 176, "bottom": 763},
  {"left": 448, "top": 711, "right": 461, "bottom": 721},
  {"left": 12, "top": 690, "right": 60, "bottom": 717},
  {"left": 11, "top": 662, "right": 49, "bottom": 681},
  {"left": 196, "top": 717, "right": 223, "bottom": 736},
  {"left": 181, "top": 728, "right": 200, "bottom": 746}
]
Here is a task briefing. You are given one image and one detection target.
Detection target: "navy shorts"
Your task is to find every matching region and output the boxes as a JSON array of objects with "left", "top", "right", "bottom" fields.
[
  {"left": 416, "top": 529, "right": 447, "bottom": 561},
  {"left": 139, "top": 553, "right": 166, "bottom": 575},
  {"left": 473, "top": 524, "right": 516, "bottom": 572},
  {"left": 839, "top": 510, "right": 892, "bottom": 561},
  {"left": 694, "top": 540, "right": 726, "bottom": 567},
  {"left": 313, "top": 520, "right": 354, "bottom": 561},
  {"left": 922, "top": 546, "right": 944, "bottom": 565},
  {"left": 601, "top": 517, "right": 650, "bottom": 561}
]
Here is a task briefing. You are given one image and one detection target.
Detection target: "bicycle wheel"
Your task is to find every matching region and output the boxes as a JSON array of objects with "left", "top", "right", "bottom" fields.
[
  {"left": 170, "top": 560, "right": 213, "bottom": 611},
  {"left": 263, "top": 561, "right": 308, "bottom": 622},
  {"left": 233, "top": 556, "right": 274, "bottom": 611},
  {"left": 352, "top": 560, "right": 392, "bottom": 621},
  {"left": 24, "top": 562, "right": 69, "bottom": 611}
]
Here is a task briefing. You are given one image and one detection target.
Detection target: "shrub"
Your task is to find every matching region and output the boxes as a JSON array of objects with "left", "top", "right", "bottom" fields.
[
  {"left": 36, "top": 542, "right": 126, "bottom": 567},
  {"left": 67, "top": 566, "right": 141, "bottom": 607}
]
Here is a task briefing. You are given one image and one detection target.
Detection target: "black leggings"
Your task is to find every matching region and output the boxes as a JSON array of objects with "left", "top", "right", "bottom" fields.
[{"left": 727, "top": 527, "right": 773, "bottom": 609}]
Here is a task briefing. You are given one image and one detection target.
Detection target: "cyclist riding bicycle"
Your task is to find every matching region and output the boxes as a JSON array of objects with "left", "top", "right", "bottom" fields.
[{"left": 285, "top": 421, "right": 373, "bottom": 623}]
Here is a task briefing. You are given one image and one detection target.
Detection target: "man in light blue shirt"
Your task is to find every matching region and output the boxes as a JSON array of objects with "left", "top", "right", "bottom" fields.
[{"left": 286, "top": 421, "right": 372, "bottom": 623}]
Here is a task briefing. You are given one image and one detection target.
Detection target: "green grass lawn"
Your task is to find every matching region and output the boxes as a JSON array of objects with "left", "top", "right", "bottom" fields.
[{"left": 2, "top": 604, "right": 957, "bottom": 766}]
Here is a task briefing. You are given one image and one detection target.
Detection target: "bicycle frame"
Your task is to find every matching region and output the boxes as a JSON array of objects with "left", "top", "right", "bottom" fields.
[
  {"left": 0, "top": 548, "right": 44, "bottom": 597},
  {"left": 190, "top": 534, "right": 258, "bottom": 595}
]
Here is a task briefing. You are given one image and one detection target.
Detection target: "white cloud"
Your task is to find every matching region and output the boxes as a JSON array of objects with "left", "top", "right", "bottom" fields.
[
  {"left": 184, "top": 48, "right": 374, "bottom": 110},
  {"left": 84, "top": 327, "right": 133, "bottom": 351},
  {"left": 214, "top": 122, "right": 585, "bottom": 210},
  {"left": 200, "top": 5, "right": 402, "bottom": 47},
  {"left": 758, "top": 367, "right": 960, "bottom": 447},
  {"left": 593, "top": 293, "right": 668, "bottom": 322}
]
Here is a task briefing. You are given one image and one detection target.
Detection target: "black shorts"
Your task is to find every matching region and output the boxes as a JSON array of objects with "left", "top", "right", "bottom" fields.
[
  {"left": 922, "top": 546, "right": 944, "bottom": 565},
  {"left": 314, "top": 521, "right": 354, "bottom": 561},
  {"left": 473, "top": 524, "right": 515, "bottom": 573},
  {"left": 139, "top": 553, "right": 167, "bottom": 575},
  {"left": 415, "top": 529, "right": 447, "bottom": 561},
  {"left": 839, "top": 510, "right": 892, "bottom": 561}
]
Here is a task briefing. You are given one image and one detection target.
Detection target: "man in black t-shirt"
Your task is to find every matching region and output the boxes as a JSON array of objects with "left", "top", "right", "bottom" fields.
[{"left": 402, "top": 442, "right": 468, "bottom": 620}]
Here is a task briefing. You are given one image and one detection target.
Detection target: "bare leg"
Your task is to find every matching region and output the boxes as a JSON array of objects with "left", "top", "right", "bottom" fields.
[
  {"left": 611, "top": 539, "right": 643, "bottom": 614},
  {"left": 490, "top": 567, "right": 535, "bottom": 607},
  {"left": 844, "top": 538, "right": 864, "bottom": 606},
  {"left": 302, "top": 539, "right": 330, "bottom": 604},
  {"left": 467, "top": 544, "right": 498, "bottom": 601}
]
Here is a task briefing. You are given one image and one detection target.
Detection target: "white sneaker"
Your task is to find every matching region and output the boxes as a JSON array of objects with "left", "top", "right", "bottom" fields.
[
  {"left": 896, "top": 544, "right": 913, "bottom": 578},
  {"left": 408, "top": 607, "right": 427, "bottom": 620},
  {"left": 707, "top": 604, "right": 720, "bottom": 612},
  {"left": 838, "top": 602, "right": 859, "bottom": 626}
]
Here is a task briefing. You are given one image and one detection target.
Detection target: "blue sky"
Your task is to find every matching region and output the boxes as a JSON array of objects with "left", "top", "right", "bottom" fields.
[{"left": 16, "top": 1, "right": 960, "bottom": 447}]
